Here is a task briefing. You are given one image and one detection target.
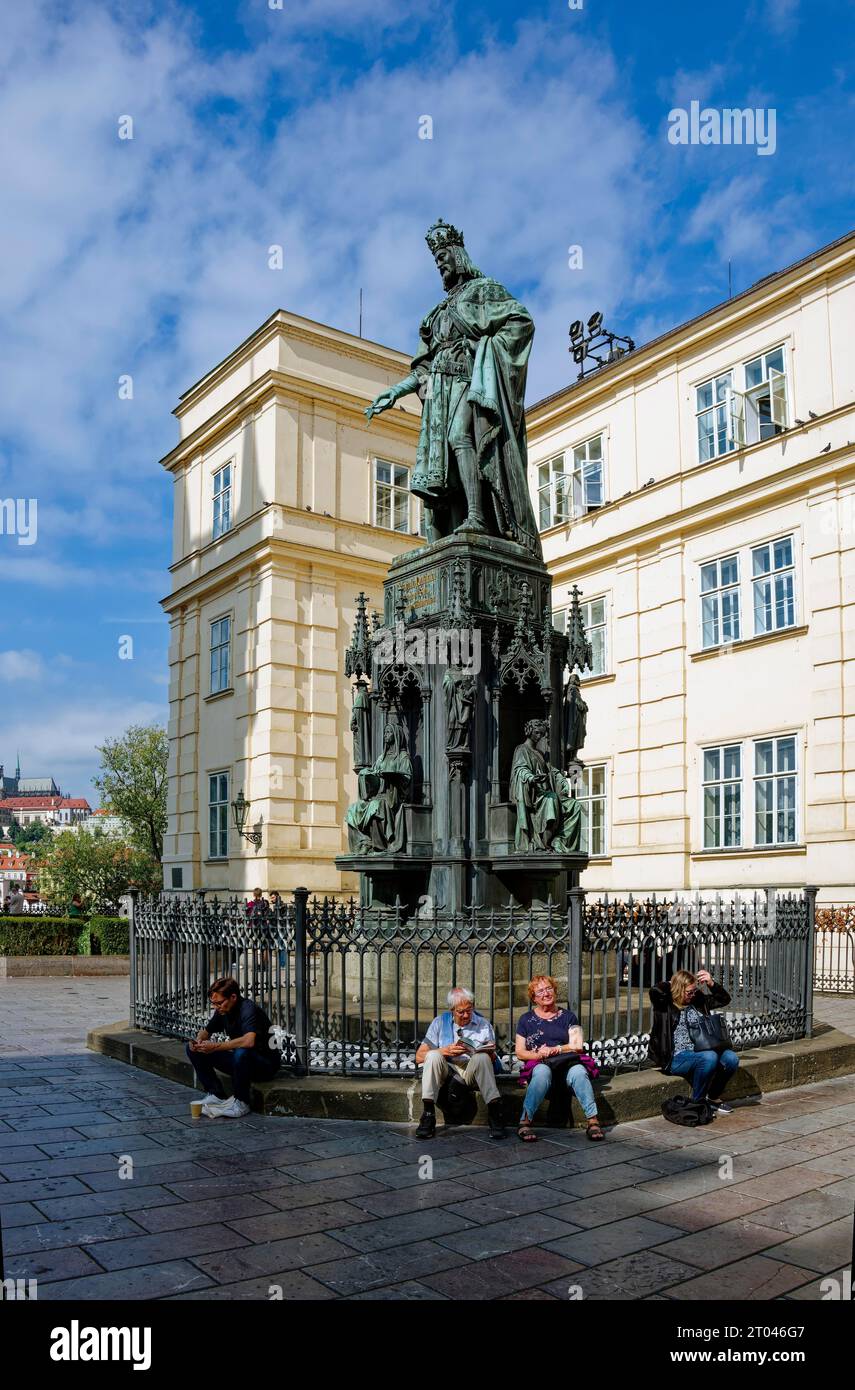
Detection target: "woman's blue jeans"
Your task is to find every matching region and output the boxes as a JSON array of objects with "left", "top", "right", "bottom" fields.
[
  {"left": 522, "top": 1062, "right": 598, "bottom": 1122},
  {"left": 669, "top": 1048, "right": 739, "bottom": 1101}
]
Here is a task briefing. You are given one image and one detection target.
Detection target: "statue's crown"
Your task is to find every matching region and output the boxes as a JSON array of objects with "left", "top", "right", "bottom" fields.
[{"left": 425, "top": 219, "right": 464, "bottom": 255}]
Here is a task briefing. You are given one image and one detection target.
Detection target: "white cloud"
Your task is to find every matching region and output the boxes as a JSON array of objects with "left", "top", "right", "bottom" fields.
[
  {"left": 680, "top": 174, "right": 812, "bottom": 269},
  {"left": 1, "top": 695, "right": 167, "bottom": 794},
  {"left": 0, "top": 556, "right": 100, "bottom": 587},
  {"left": 0, "top": 5, "right": 660, "bottom": 522},
  {"left": 0, "top": 649, "right": 46, "bottom": 682},
  {"left": 757, "top": 0, "right": 801, "bottom": 35}
]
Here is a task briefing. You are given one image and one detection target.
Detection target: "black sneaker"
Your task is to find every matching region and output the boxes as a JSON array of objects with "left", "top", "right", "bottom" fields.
[
  {"left": 487, "top": 1099, "right": 506, "bottom": 1140},
  {"left": 415, "top": 1108, "right": 436, "bottom": 1139}
]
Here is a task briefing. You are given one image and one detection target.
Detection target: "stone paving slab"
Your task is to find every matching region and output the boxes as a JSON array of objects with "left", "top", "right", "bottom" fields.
[{"left": 0, "top": 976, "right": 853, "bottom": 1302}]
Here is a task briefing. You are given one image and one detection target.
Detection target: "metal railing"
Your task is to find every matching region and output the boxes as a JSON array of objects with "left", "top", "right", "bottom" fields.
[
  {"left": 814, "top": 905, "right": 855, "bottom": 993},
  {"left": 131, "top": 885, "right": 816, "bottom": 1075}
]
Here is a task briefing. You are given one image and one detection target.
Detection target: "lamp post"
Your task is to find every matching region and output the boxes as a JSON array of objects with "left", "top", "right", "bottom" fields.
[{"left": 231, "top": 790, "right": 262, "bottom": 848}]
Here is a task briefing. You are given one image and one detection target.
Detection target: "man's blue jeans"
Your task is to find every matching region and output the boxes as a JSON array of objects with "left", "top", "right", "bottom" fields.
[
  {"left": 522, "top": 1062, "right": 598, "bottom": 1122},
  {"left": 185, "top": 1043, "right": 280, "bottom": 1104},
  {"left": 669, "top": 1048, "right": 739, "bottom": 1101}
]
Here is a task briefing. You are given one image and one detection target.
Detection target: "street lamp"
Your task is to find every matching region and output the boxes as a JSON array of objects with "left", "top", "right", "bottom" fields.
[{"left": 231, "top": 790, "right": 262, "bottom": 848}]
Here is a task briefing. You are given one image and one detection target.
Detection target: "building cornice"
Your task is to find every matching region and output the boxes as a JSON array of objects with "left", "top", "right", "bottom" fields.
[
  {"left": 175, "top": 310, "right": 412, "bottom": 419},
  {"left": 527, "top": 229, "right": 855, "bottom": 435},
  {"left": 161, "top": 515, "right": 420, "bottom": 612},
  {"left": 160, "top": 368, "right": 420, "bottom": 473}
]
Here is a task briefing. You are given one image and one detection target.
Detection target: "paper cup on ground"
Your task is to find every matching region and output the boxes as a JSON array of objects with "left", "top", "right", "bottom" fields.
[{"left": 190, "top": 1100, "right": 204, "bottom": 1119}]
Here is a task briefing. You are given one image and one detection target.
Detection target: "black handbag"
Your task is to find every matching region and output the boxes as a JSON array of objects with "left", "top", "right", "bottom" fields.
[{"left": 687, "top": 1012, "right": 731, "bottom": 1053}]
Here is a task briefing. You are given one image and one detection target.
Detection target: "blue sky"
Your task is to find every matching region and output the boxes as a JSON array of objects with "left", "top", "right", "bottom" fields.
[{"left": 0, "top": 0, "right": 852, "bottom": 800}]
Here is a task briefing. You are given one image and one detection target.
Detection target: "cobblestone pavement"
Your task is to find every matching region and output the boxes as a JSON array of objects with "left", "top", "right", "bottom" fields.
[{"left": 0, "top": 978, "right": 853, "bottom": 1301}]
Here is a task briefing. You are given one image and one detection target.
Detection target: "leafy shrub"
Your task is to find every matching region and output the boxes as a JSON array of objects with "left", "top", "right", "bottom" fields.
[
  {"left": 89, "top": 916, "right": 130, "bottom": 954},
  {"left": 0, "top": 918, "right": 82, "bottom": 955}
]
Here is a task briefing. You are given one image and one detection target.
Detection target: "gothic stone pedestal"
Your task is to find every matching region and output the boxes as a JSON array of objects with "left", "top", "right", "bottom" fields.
[{"left": 336, "top": 530, "right": 589, "bottom": 916}]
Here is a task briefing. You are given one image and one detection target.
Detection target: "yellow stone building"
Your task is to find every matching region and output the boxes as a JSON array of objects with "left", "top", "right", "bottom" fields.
[
  {"left": 161, "top": 231, "right": 855, "bottom": 901},
  {"left": 160, "top": 311, "right": 421, "bottom": 896}
]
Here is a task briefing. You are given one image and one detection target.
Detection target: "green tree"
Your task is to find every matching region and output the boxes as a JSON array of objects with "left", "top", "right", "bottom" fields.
[
  {"left": 9, "top": 820, "right": 52, "bottom": 852},
  {"left": 92, "top": 724, "right": 168, "bottom": 862},
  {"left": 34, "top": 827, "right": 161, "bottom": 915}
]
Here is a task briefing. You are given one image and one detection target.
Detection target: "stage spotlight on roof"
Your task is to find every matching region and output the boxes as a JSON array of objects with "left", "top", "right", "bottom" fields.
[
  {"left": 569, "top": 319, "right": 584, "bottom": 343},
  {"left": 587, "top": 310, "right": 604, "bottom": 334}
]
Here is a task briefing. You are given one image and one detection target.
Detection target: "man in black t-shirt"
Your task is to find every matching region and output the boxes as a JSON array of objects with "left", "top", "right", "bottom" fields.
[{"left": 185, "top": 976, "right": 281, "bottom": 1118}]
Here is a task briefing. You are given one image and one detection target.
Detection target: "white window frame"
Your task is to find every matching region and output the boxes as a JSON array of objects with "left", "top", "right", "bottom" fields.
[
  {"left": 751, "top": 535, "right": 796, "bottom": 636},
  {"left": 373, "top": 458, "right": 416, "bottom": 534},
  {"left": 209, "top": 616, "right": 231, "bottom": 695},
  {"left": 697, "top": 532, "right": 798, "bottom": 650},
  {"left": 702, "top": 743, "right": 742, "bottom": 849},
  {"left": 553, "top": 595, "right": 609, "bottom": 676},
  {"left": 695, "top": 344, "right": 789, "bottom": 462},
  {"left": 570, "top": 434, "right": 605, "bottom": 515},
  {"left": 537, "top": 435, "right": 605, "bottom": 531},
  {"left": 538, "top": 455, "right": 569, "bottom": 530},
  {"left": 753, "top": 734, "right": 798, "bottom": 847},
  {"left": 699, "top": 554, "right": 740, "bottom": 650},
  {"left": 208, "top": 771, "right": 229, "bottom": 860},
  {"left": 742, "top": 345, "right": 788, "bottom": 446},
  {"left": 699, "top": 734, "right": 800, "bottom": 850},
  {"left": 578, "top": 763, "right": 608, "bottom": 856},
  {"left": 695, "top": 371, "right": 735, "bottom": 462},
  {"left": 212, "top": 462, "right": 233, "bottom": 541}
]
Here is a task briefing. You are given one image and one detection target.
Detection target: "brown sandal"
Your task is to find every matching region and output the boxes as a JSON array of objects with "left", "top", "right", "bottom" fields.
[
  {"left": 518, "top": 1119, "right": 538, "bottom": 1142},
  {"left": 586, "top": 1119, "right": 605, "bottom": 1141}
]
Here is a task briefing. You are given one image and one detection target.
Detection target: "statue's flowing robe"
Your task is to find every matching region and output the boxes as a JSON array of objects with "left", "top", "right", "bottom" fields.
[
  {"left": 345, "top": 727, "right": 412, "bottom": 853},
  {"left": 406, "top": 276, "right": 541, "bottom": 559},
  {"left": 509, "top": 741, "right": 582, "bottom": 853}
]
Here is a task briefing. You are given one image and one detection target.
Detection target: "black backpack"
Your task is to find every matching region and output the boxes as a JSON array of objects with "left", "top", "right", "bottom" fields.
[{"left": 661, "top": 1095, "right": 714, "bottom": 1127}]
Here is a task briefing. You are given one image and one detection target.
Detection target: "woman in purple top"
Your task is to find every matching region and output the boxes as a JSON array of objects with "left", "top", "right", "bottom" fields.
[{"left": 514, "top": 976, "right": 604, "bottom": 1142}]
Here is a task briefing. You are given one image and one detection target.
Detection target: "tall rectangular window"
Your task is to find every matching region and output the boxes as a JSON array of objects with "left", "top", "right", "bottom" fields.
[
  {"left": 374, "top": 460, "right": 410, "bottom": 532},
  {"left": 208, "top": 772, "right": 229, "bottom": 860},
  {"left": 700, "top": 554, "right": 740, "bottom": 649},
  {"left": 743, "top": 345, "right": 787, "bottom": 442},
  {"left": 538, "top": 456, "right": 568, "bottom": 530},
  {"left": 579, "top": 765, "right": 607, "bottom": 856},
  {"left": 696, "top": 372, "right": 734, "bottom": 462},
  {"left": 571, "top": 435, "right": 604, "bottom": 513},
  {"left": 703, "top": 744, "right": 741, "bottom": 848},
  {"left": 210, "top": 617, "right": 231, "bottom": 694},
  {"left": 752, "top": 535, "right": 795, "bottom": 635},
  {"left": 754, "top": 736, "right": 797, "bottom": 845},
  {"left": 212, "top": 463, "right": 232, "bottom": 540}
]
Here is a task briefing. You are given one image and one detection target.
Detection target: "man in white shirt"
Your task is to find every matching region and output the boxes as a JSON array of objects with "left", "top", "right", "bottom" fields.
[{"left": 414, "top": 986, "right": 505, "bottom": 1140}]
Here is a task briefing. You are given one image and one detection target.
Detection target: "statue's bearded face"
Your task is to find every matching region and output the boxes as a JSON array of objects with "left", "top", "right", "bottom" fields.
[{"left": 434, "top": 245, "right": 458, "bottom": 289}]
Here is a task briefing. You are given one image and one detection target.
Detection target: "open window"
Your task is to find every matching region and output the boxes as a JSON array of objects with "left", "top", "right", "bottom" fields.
[{"left": 742, "top": 347, "right": 788, "bottom": 444}]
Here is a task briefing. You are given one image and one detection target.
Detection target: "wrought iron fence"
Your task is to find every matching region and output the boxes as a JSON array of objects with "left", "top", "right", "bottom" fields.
[
  {"left": 131, "top": 885, "right": 816, "bottom": 1075},
  {"left": 581, "top": 889, "right": 815, "bottom": 1067},
  {"left": 131, "top": 895, "right": 299, "bottom": 1064},
  {"left": 814, "top": 906, "right": 855, "bottom": 993}
]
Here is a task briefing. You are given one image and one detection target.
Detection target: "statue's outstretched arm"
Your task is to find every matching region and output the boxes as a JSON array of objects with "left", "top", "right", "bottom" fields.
[{"left": 365, "top": 373, "right": 421, "bottom": 420}]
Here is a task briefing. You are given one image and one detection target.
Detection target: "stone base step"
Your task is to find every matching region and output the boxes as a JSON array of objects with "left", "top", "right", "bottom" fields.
[{"left": 88, "top": 1018, "right": 855, "bottom": 1127}]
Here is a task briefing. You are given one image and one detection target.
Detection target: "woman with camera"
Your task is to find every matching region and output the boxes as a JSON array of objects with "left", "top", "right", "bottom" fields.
[{"left": 649, "top": 968, "right": 739, "bottom": 1112}]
